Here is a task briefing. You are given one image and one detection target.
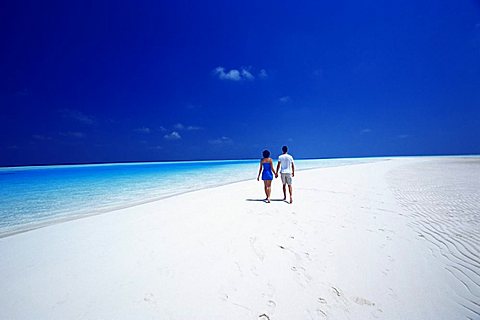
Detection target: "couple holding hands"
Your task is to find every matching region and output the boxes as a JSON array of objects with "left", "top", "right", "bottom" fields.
[{"left": 256, "top": 145, "right": 295, "bottom": 204}]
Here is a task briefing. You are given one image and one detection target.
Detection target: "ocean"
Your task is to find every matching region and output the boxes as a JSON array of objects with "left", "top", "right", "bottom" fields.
[{"left": 0, "top": 157, "right": 379, "bottom": 236}]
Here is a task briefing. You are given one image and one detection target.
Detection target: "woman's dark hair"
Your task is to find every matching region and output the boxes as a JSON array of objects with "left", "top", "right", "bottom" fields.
[{"left": 262, "top": 150, "right": 270, "bottom": 158}]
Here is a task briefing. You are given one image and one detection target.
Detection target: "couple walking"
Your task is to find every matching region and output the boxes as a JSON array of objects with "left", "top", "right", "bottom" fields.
[{"left": 256, "top": 146, "right": 295, "bottom": 204}]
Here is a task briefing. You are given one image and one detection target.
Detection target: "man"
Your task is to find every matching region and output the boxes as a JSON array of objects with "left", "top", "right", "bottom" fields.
[{"left": 275, "top": 145, "right": 295, "bottom": 203}]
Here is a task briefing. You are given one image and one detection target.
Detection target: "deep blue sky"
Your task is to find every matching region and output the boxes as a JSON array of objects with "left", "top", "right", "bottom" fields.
[{"left": 1, "top": 0, "right": 480, "bottom": 166}]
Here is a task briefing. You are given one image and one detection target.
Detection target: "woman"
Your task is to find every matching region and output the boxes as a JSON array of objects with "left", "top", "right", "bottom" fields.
[{"left": 257, "top": 149, "right": 277, "bottom": 203}]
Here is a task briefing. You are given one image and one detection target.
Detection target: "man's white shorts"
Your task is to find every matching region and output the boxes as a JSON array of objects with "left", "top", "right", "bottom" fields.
[{"left": 281, "top": 173, "right": 293, "bottom": 185}]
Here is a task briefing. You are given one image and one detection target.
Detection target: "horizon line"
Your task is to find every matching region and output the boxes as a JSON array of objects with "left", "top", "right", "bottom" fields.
[{"left": 1, "top": 153, "right": 479, "bottom": 170}]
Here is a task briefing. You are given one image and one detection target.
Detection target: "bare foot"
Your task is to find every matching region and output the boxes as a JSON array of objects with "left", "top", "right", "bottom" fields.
[
  {"left": 266, "top": 199, "right": 271, "bottom": 203},
  {"left": 290, "top": 197, "right": 293, "bottom": 204}
]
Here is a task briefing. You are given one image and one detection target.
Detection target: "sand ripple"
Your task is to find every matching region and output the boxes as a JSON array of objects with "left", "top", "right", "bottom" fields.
[{"left": 388, "top": 158, "right": 480, "bottom": 318}]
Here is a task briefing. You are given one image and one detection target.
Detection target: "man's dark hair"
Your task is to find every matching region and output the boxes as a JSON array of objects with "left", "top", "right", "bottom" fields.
[
  {"left": 282, "top": 146, "right": 288, "bottom": 153},
  {"left": 262, "top": 150, "right": 271, "bottom": 158}
]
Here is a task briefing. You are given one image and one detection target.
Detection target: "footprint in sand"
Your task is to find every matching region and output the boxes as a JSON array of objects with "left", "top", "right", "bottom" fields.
[
  {"left": 317, "top": 297, "right": 327, "bottom": 304},
  {"left": 316, "top": 308, "right": 327, "bottom": 318},
  {"left": 291, "top": 266, "right": 312, "bottom": 286},
  {"left": 307, "top": 308, "right": 327, "bottom": 319},
  {"left": 267, "top": 300, "right": 277, "bottom": 308},
  {"left": 331, "top": 286, "right": 341, "bottom": 297},
  {"left": 143, "top": 293, "right": 156, "bottom": 304},
  {"left": 250, "top": 236, "right": 265, "bottom": 262},
  {"left": 353, "top": 296, "right": 375, "bottom": 306},
  {"left": 279, "top": 245, "right": 303, "bottom": 261}
]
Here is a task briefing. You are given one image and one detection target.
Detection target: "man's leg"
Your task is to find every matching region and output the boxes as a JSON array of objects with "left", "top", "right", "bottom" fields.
[
  {"left": 281, "top": 174, "right": 287, "bottom": 200},
  {"left": 288, "top": 185, "right": 293, "bottom": 203}
]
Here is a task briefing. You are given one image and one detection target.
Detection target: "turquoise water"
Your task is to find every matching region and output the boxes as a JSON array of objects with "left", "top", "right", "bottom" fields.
[{"left": 0, "top": 158, "right": 378, "bottom": 235}]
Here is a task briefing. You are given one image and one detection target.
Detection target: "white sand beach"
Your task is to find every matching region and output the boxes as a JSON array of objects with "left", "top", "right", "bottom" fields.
[{"left": 0, "top": 157, "right": 479, "bottom": 319}]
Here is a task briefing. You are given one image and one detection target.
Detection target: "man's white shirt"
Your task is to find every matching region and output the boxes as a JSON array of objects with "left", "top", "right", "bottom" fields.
[{"left": 278, "top": 153, "right": 294, "bottom": 173}]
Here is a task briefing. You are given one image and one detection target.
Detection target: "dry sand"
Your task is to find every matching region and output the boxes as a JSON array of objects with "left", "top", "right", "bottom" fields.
[{"left": 0, "top": 157, "right": 479, "bottom": 319}]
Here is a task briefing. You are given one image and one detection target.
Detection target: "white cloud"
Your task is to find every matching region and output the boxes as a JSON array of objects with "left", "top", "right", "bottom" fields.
[
  {"left": 173, "top": 123, "right": 185, "bottom": 130},
  {"left": 209, "top": 136, "right": 233, "bottom": 145},
  {"left": 279, "top": 96, "right": 291, "bottom": 103},
  {"left": 174, "top": 123, "right": 202, "bottom": 131},
  {"left": 134, "top": 127, "right": 151, "bottom": 134},
  {"left": 360, "top": 128, "right": 372, "bottom": 134},
  {"left": 258, "top": 69, "right": 268, "bottom": 79},
  {"left": 59, "top": 109, "right": 95, "bottom": 125},
  {"left": 397, "top": 134, "right": 410, "bottom": 139},
  {"left": 241, "top": 69, "right": 254, "bottom": 80},
  {"left": 214, "top": 66, "right": 256, "bottom": 81},
  {"left": 158, "top": 126, "right": 168, "bottom": 132},
  {"left": 164, "top": 131, "right": 181, "bottom": 140},
  {"left": 214, "top": 67, "right": 241, "bottom": 81}
]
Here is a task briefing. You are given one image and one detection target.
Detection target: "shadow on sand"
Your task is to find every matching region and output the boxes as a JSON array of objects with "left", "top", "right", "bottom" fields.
[{"left": 245, "top": 199, "right": 287, "bottom": 202}]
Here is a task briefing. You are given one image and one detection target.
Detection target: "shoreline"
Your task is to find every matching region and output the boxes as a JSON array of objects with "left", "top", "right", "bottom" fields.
[
  {"left": 0, "top": 157, "right": 478, "bottom": 319},
  {"left": 0, "top": 159, "right": 387, "bottom": 239}
]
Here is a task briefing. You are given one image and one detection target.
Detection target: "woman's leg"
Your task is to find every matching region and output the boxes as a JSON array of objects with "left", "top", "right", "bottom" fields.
[
  {"left": 266, "top": 180, "right": 272, "bottom": 202},
  {"left": 263, "top": 180, "right": 269, "bottom": 200}
]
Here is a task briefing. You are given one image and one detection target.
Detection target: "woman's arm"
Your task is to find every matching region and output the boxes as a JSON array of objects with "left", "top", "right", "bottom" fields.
[
  {"left": 275, "top": 160, "right": 281, "bottom": 178},
  {"left": 257, "top": 160, "right": 263, "bottom": 181}
]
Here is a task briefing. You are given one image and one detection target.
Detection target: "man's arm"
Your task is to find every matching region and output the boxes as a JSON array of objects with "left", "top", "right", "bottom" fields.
[
  {"left": 291, "top": 162, "right": 295, "bottom": 177},
  {"left": 275, "top": 161, "right": 281, "bottom": 178}
]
